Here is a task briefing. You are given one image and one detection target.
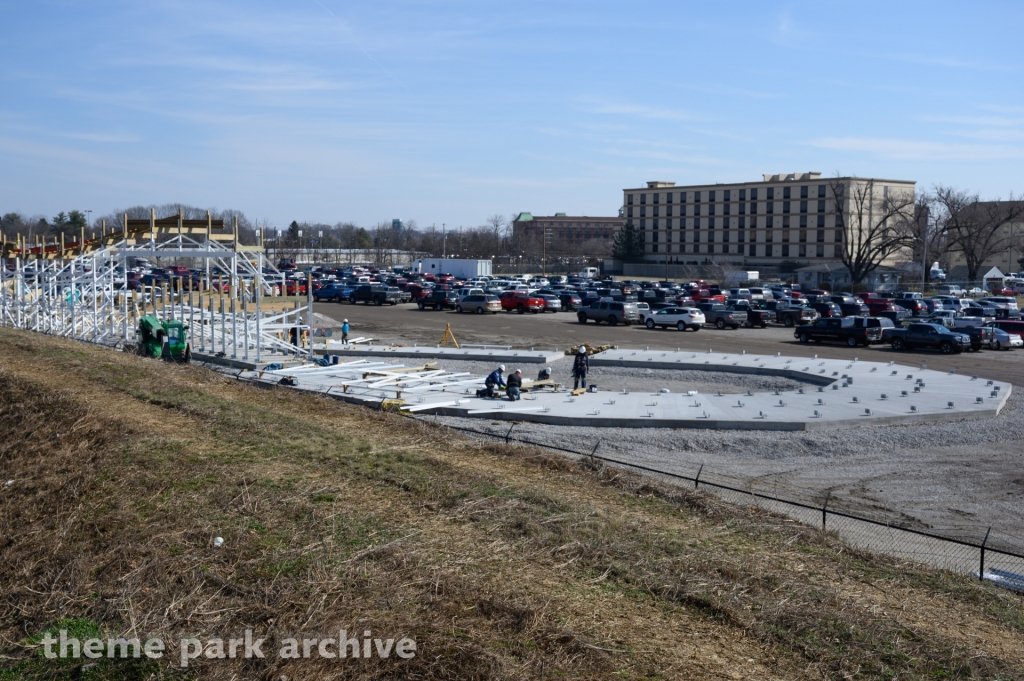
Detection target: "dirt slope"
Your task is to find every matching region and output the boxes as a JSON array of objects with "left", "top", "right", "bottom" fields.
[{"left": 1, "top": 328, "right": 1022, "bottom": 680}]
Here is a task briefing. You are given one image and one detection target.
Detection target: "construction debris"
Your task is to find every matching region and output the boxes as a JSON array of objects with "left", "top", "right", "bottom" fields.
[{"left": 566, "top": 344, "right": 614, "bottom": 356}]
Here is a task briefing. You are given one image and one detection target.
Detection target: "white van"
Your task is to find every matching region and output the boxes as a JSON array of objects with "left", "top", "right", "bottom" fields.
[{"left": 580, "top": 267, "right": 600, "bottom": 279}]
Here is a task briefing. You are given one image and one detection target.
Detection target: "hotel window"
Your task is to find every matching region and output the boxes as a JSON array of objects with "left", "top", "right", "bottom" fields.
[
  {"left": 817, "top": 229, "right": 825, "bottom": 242},
  {"left": 739, "top": 189, "right": 746, "bottom": 200},
  {"left": 766, "top": 229, "right": 773, "bottom": 243},
  {"left": 738, "top": 230, "right": 745, "bottom": 243},
  {"left": 680, "top": 205, "right": 687, "bottom": 217},
  {"left": 818, "top": 184, "right": 826, "bottom": 198},
  {"left": 739, "top": 202, "right": 745, "bottom": 215},
  {"left": 709, "top": 190, "right": 716, "bottom": 202},
  {"left": 783, "top": 186, "right": 791, "bottom": 199},
  {"left": 767, "top": 187, "right": 775, "bottom": 200},
  {"left": 782, "top": 230, "right": 790, "bottom": 243},
  {"left": 783, "top": 201, "right": 790, "bottom": 214},
  {"left": 783, "top": 216, "right": 790, "bottom": 228},
  {"left": 694, "top": 229, "right": 700, "bottom": 242},
  {"left": 652, "top": 244, "right": 658, "bottom": 252},
  {"left": 641, "top": 194, "right": 647, "bottom": 204},
  {"left": 749, "top": 244, "right": 756, "bottom": 256},
  {"left": 723, "top": 203, "right": 731, "bottom": 215},
  {"left": 835, "top": 228, "right": 843, "bottom": 242},
  {"left": 640, "top": 219, "right": 646, "bottom": 228},
  {"left": 665, "top": 192, "right": 672, "bottom": 203},
  {"left": 653, "top": 206, "right": 659, "bottom": 217},
  {"left": 640, "top": 207, "right": 646, "bottom": 217},
  {"left": 738, "top": 216, "right": 746, "bottom": 228},
  {"left": 800, "top": 200, "right": 807, "bottom": 213},
  {"left": 666, "top": 205, "right": 672, "bottom": 217},
  {"left": 835, "top": 214, "right": 844, "bottom": 228},
  {"left": 817, "top": 200, "right": 825, "bottom": 212},
  {"left": 723, "top": 230, "right": 730, "bottom": 243},
  {"left": 750, "top": 188, "right": 758, "bottom": 200},
  {"left": 817, "top": 244, "right": 825, "bottom": 257},
  {"left": 694, "top": 191, "right": 701, "bottom": 202},
  {"left": 800, "top": 215, "right": 808, "bottom": 228},
  {"left": 799, "top": 230, "right": 807, "bottom": 243},
  {"left": 653, "top": 193, "right": 660, "bottom": 204},
  {"left": 694, "top": 204, "right": 701, "bottom": 216},
  {"left": 766, "top": 202, "right": 774, "bottom": 214},
  {"left": 800, "top": 186, "right": 808, "bottom": 199},
  {"left": 709, "top": 203, "right": 716, "bottom": 215},
  {"left": 799, "top": 244, "right": 806, "bottom": 257},
  {"left": 750, "top": 202, "right": 757, "bottom": 214},
  {"left": 652, "top": 231, "right": 659, "bottom": 242},
  {"left": 627, "top": 194, "right": 634, "bottom": 205},
  {"left": 708, "top": 229, "right": 715, "bottom": 243},
  {"left": 782, "top": 244, "right": 790, "bottom": 257},
  {"left": 750, "top": 229, "right": 757, "bottom": 242},
  {"left": 817, "top": 215, "right": 825, "bottom": 228},
  {"left": 681, "top": 192, "right": 687, "bottom": 203},
  {"left": 627, "top": 207, "right": 633, "bottom": 218}
]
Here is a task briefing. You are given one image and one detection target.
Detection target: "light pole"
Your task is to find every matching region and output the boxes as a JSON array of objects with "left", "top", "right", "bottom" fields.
[{"left": 442, "top": 223, "right": 446, "bottom": 259}]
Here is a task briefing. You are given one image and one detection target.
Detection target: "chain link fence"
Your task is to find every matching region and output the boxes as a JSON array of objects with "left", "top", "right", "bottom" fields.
[{"left": 426, "top": 419, "right": 1024, "bottom": 590}]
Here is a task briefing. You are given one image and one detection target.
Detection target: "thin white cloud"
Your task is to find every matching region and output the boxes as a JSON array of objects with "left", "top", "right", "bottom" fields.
[
  {"left": 588, "top": 103, "right": 698, "bottom": 122},
  {"left": 63, "top": 132, "right": 140, "bottom": 143},
  {"left": 808, "top": 137, "right": 1024, "bottom": 161}
]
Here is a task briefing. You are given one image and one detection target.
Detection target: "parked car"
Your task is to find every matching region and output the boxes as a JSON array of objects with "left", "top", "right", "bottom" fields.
[
  {"left": 809, "top": 301, "right": 843, "bottom": 319},
  {"left": 576, "top": 300, "right": 640, "bottom": 325},
  {"left": 726, "top": 300, "right": 775, "bottom": 328},
  {"left": 349, "top": 284, "right": 401, "bottom": 306},
  {"left": 536, "top": 294, "right": 563, "bottom": 313},
  {"left": 499, "top": 291, "right": 545, "bottom": 313},
  {"left": 455, "top": 294, "right": 501, "bottom": 314},
  {"left": 644, "top": 307, "right": 705, "bottom": 331},
  {"left": 794, "top": 317, "right": 882, "bottom": 347},
  {"left": 418, "top": 289, "right": 460, "bottom": 310},
  {"left": 886, "top": 323, "right": 970, "bottom": 354},
  {"left": 695, "top": 302, "right": 747, "bottom": 330},
  {"left": 985, "top": 324, "right": 1023, "bottom": 350},
  {"left": 313, "top": 283, "right": 351, "bottom": 302},
  {"left": 764, "top": 300, "right": 820, "bottom": 327},
  {"left": 838, "top": 301, "right": 871, "bottom": 317}
]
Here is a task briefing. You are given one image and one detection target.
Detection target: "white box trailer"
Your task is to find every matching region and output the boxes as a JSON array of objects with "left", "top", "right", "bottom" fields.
[
  {"left": 413, "top": 258, "right": 492, "bottom": 279},
  {"left": 725, "top": 270, "right": 759, "bottom": 286}
]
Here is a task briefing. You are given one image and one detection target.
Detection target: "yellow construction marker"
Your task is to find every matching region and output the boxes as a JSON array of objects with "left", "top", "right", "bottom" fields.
[{"left": 439, "top": 323, "right": 459, "bottom": 348}]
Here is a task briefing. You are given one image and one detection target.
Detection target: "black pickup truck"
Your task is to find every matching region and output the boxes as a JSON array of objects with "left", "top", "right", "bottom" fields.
[
  {"left": 349, "top": 285, "right": 401, "bottom": 306},
  {"left": 726, "top": 300, "right": 775, "bottom": 328},
  {"left": 795, "top": 317, "right": 882, "bottom": 347},
  {"left": 884, "top": 323, "right": 970, "bottom": 354},
  {"left": 764, "top": 300, "right": 820, "bottom": 327}
]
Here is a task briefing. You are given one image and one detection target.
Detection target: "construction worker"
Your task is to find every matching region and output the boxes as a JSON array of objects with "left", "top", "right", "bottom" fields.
[
  {"left": 482, "top": 364, "right": 506, "bottom": 398},
  {"left": 537, "top": 366, "right": 552, "bottom": 380},
  {"left": 572, "top": 346, "right": 589, "bottom": 390},
  {"left": 341, "top": 318, "right": 350, "bottom": 344},
  {"left": 506, "top": 369, "right": 523, "bottom": 401}
]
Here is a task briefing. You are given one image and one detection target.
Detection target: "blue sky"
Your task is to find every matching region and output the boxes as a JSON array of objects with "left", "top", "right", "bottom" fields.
[{"left": 2, "top": 1, "right": 1022, "bottom": 230}]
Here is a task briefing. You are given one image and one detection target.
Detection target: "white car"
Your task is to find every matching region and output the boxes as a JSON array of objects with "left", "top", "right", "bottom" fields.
[
  {"left": 644, "top": 306, "right": 705, "bottom": 332},
  {"left": 988, "top": 326, "right": 1023, "bottom": 350}
]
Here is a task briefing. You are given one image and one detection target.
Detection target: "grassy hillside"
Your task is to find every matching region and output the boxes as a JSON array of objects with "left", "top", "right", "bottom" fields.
[{"left": 1, "top": 327, "right": 1022, "bottom": 680}]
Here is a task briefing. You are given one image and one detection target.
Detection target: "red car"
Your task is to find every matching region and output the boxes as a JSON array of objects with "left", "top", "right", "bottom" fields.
[
  {"left": 284, "top": 279, "right": 308, "bottom": 296},
  {"left": 406, "top": 283, "right": 433, "bottom": 300},
  {"left": 865, "top": 299, "right": 897, "bottom": 314},
  {"left": 499, "top": 291, "right": 545, "bottom": 313}
]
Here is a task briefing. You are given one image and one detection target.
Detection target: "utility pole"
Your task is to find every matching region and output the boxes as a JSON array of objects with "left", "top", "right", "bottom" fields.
[{"left": 442, "top": 223, "right": 446, "bottom": 259}]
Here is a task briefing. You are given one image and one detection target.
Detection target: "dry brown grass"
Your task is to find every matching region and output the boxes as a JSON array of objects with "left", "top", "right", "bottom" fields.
[{"left": 1, "top": 327, "right": 1023, "bottom": 680}]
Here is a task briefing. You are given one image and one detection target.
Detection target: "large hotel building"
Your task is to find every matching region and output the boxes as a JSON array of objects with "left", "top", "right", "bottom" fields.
[{"left": 623, "top": 172, "right": 916, "bottom": 266}]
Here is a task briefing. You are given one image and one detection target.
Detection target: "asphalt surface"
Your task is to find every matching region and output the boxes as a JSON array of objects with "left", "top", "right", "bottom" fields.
[{"left": 315, "top": 300, "right": 1024, "bottom": 387}]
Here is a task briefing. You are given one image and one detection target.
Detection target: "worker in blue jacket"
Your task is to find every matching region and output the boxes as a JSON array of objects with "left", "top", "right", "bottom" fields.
[{"left": 482, "top": 365, "right": 507, "bottom": 398}]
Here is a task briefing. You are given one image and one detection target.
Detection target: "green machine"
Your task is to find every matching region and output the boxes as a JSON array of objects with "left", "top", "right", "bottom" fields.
[{"left": 136, "top": 315, "right": 191, "bottom": 362}]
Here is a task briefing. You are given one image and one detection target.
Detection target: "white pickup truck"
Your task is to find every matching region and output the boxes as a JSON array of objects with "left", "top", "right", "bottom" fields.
[{"left": 924, "top": 309, "right": 993, "bottom": 329}]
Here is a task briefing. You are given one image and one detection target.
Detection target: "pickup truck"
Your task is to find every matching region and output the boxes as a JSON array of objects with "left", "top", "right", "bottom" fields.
[
  {"left": 313, "top": 283, "right": 352, "bottom": 302},
  {"left": 885, "top": 323, "right": 970, "bottom": 354},
  {"left": 576, "top": 300, "right": 640, "bottom": 325},
  {"left": 349, "top": 284, "right": 401, "bottom": 305},
  {"left": 795, "top": 317, "right": 882, "bottom": 347},
  {"left": 924, "top": 310, "right": 991, "bottom": 329},
  {"left": 500, "top": 291, "right": 546, "bottom": 313},
  {"left": 764, "top": 300, "right": 820, "bottom": 327},
  {"left": 695, "top": 302, "right": 747, "bottom": 329},
  {"left": 726, "top": 300, "right": 775, "bottom": 328}
]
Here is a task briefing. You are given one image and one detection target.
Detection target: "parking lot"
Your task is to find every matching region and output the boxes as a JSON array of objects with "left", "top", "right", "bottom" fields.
[{"left": 314, "top": 300, "right": 1024, "bottom": 387}]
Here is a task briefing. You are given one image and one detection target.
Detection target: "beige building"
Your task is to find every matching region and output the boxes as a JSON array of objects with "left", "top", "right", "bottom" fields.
[
  {"left": 944, "top": 201, "right": 1024, "bottom": 279},
  {"left": 512, "top": 212, "right": 622, "bottom": 256},
  {"left": 622, "top": 173, "right": 916, "bottom": 267}
]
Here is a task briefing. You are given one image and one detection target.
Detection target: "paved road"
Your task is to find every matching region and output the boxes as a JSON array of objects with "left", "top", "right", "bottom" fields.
[{"left": 316, "top": 301, "right": 1024, "bottom": 386}]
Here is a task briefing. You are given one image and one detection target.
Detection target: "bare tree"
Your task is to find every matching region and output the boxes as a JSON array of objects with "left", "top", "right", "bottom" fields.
[
  {"left": 933, "top": 186, "right": 1024, "bottom": 282},
  {"left": 827, "top": 177, "right": 916, "bottom": 285}
]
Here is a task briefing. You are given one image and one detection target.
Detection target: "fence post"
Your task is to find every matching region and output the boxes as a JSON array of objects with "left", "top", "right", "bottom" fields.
[
  {"left": 980, "top": 526, "right": 991, "bottom": 581},
  {"left": 694, "top": 463, "right": 704, "bottom": 490},
  {"left": 504, "top": 423, "right": 516, "bottom": 444},
  {"left": 590, "top": 439, "right": 601, "bottom": 464},
  {"left": 822, "top": 491, "right": 832, "bottom": 532}
]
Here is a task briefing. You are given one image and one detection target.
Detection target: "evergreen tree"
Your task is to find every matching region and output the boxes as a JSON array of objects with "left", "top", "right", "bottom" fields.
[{"left": 611, "top": 221, "right": 645, "bottom": 262}]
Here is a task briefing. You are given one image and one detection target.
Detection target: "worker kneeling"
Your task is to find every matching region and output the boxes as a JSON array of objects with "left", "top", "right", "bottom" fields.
[
  {"left": 506, "top": 370, "right": 523, "bottom": 401},
  {"left": 477, "top": 365, "right": 507, "bottom": 399}
]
